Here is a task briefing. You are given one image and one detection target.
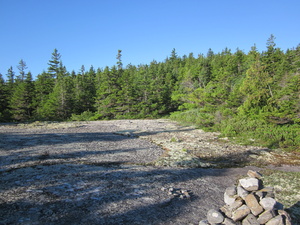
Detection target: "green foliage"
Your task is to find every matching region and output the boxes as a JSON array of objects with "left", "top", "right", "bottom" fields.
[
  {"left": 70, "top": 110, "right": 95, "bottom": 121},
  {"left": 170, "top": 109, "right": 214, "bottom": 129},
  {"left": 9, "top": 72, "right": 35, "bottom": 121},
  {"left": 262, "top": 169, "right": 300, "bottom": 222},
  {"left": 1, "top": 39, "right": 300, "bottom": 152},
  {"left": 216, "top": 116, "right": 300, "bottom": 151}
]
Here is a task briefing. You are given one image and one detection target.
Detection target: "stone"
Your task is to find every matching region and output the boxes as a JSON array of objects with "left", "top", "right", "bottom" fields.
[
  {"left": 237, "top": 186, "right": 249, "bottom": 200},
  {"left": 199, "top": 219, "right": 209, "bottom": 225},
  {"left": 182, "top": 191, "right": 191, "bottom": 199},
  {"left": 247, "top": 170, "right": 263, "bottom": 179},
  {"left": 265, "top": 215, "right": 284, "bottom": 225},
  {"left": 224, "top": 191, "right": 237, "bottom": 205},
  {"left": 207, "top": 209, "right": 225, "bottom": 224},
  {"left": 223, "top": 218, "right": 236, "bottom": 225},
  {"left": 260, "top": 197, "right": 276, "bottom": 210},
  {"left": 257, "top": 187, "right": 275, "bottom": 199},
  {"left": 225, "top": 186, "right": 237, "bottom": 196},
  {"left": 161, "top": 187, "right": 167, "bottom": 191},
  {"left": 257, "top": 210, "right": 277, "bottom": 224},
  {"left": 242, "top": 214, "right": 260, "bottom": 225},
  {"left": 229, "top": 199, "right": 244, "bottom": 211},
  {"left": 220, "top": 205, "right": 232, "bottom": 218},
  {"left": 244, "top": 194, "right": 264, "bottom": 216},
  {"left": 232, "top": 205, "right": 251, "bottom": 221},
  {"left": 278, "top": 210, "right": 292, "bottom": 225},
  {"left": 239, "top": 178, "right": 259, "bottom": 191},
  {"left": 169, "top": 187, "right": 174, "bottom": 192}
]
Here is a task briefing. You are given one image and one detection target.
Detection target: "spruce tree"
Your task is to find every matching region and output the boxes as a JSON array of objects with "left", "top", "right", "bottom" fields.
[
  {"left": 48, "top": 48, "right": 61, "bottom": 78},
  {"left": 9, "top": 72, "right": 34, "bottom": 121},
  {"left": 34, "top": 71, "right": 55, "bottom": 118},
  {"left": 17, "top": 59, "right": 28, "bottom": 81},
  {"left": 0, "top": 73, "right": 10, "bottom": 121}
]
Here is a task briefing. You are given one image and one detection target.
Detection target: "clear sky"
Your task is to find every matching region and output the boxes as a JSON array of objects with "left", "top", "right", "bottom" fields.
[{"left": 0, "top": 0, "right": 299, "bottom": 78}]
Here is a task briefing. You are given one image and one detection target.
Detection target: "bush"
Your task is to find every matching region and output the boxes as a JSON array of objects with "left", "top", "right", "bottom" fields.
[
  {"left": 70, "top": 111, "right": 96, "bottom": 121},
  {"left": 218, "top": 116, "right": 300, "bottom": 151},
  {"left": 170, "top": 109, "right": 214, "bottom": 129}
]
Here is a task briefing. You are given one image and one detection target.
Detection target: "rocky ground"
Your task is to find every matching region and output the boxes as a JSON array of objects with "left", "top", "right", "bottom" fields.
[{"left": 0, "top": 119, "right": 299, "bottom": 224}]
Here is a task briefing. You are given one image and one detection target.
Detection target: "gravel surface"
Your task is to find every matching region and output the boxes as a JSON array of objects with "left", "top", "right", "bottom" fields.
[{"left": 0, "top": 119, "right": 299, "bottom": 224}]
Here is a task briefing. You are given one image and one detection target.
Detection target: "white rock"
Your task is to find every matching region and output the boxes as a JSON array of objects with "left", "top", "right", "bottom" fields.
[
  {"left": 260, "top": 197, "right": 277, "bottom": 210},
  {"left": 207, "top": 209, "right": 225, "bottom": 224},
  {"left": 224, "top": 192, "right": 236, "bottom": 205},
  {"left": 239, "top": 178, "right": 259, "bottom": 191},
  {"left": 266, "top": 215, "right": 284, "bottom": 225},
  {"left": 225, "top": 186, "right": 237, "bottom": 196},
  {"left": 237, "top": 185, "right": 249, "bottom": 200}
]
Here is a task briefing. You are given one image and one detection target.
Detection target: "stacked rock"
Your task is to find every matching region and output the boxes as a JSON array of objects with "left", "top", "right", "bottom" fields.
[{"left": 199, "top": 170, "right": 292, "bottom": 225}]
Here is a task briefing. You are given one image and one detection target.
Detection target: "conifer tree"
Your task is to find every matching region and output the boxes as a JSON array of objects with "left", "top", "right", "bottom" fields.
[
  {"left": 9, "top": 72, "right": 34, "bottom": 121},
  {"left": 17, "top": 59, "right": 28, "bottom": 81},
  {"left": 48, "top": 48, "right": 61, "bottom": 78},
  {"left": 6, "top": 66, "right": 15, "bottom": 89},
  {"left": 116, "top": 50, "right": 123, "bottom": 70},
  {"left": 0, "top": 73, "right": 10, "bottom": 121},
  {"left": 34, "top": 71, "right": 55, "bottom": 118},
  {"left": 73, "top": 66, "right": 96, "bottom": 114}
]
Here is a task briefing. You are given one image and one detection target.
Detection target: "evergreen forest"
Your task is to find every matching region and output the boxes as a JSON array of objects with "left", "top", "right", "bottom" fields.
[{"left": 1, "top": 35, "right": 299, "bottom": 151}]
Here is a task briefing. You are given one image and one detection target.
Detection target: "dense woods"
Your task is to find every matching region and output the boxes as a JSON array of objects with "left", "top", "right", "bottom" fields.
[{"left": 1, "top": 35, "right": 299, "bottom": 151}]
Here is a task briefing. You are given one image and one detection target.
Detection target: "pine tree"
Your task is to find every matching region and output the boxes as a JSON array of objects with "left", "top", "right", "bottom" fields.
[
  {"left": 17, "top": 59, "right": 28, "bottom": 81},
  {"left": 6, "top": 66, "right": 15, "bottom": 90},
  {"left": 38, "top": 75, "right": 73, "bottom": 120},
  {"left": 238, "top": 56, "right": 274, "bottom": 116},
  {"left": 34, "top": 71, "right": 55, "bottom": 118},
  {"left": 116, "top": 50, "right": 123, "bottom": 70},
  {"left": 73, "top": 66, "right": 96, "bottom": 114},
  {"left": 0, "top": 73, "right": 10, "bottom": 121},
  {"left": 9, "top": 72, "right": 34, "bottom": 121},
  {"left": 48, "top": 48, "right": 61, "bottom": 78}
]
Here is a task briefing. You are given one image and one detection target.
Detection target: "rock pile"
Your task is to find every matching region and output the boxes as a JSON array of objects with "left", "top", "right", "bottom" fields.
[
  {"left": 199, "top": 170, "right": 292, "bottom": 225},
  {"left": 161, "top": 186, "right": 192, "bottom": 199}
]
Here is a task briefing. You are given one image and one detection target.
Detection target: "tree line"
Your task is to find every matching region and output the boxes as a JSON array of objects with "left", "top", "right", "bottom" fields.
[{"left": 1, "top": 35, "right": 299, "bottom": 150}]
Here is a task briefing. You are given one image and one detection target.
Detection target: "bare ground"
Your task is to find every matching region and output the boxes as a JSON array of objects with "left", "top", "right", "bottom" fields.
[{"left": 0, "top": 119, "right": 299, "bottom": 225}]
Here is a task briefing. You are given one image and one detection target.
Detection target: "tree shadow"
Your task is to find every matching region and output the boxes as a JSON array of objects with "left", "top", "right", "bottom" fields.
[
  {"left": 0, "top": 123, "right": 296, "bottom": 224},
  {"left": 0, "top": 160, "right": 247, "bottom": 224},
  {"left": 0, "top": 132, "right": 132, "bottom": 151},
  {"left": 286, "top": 201, "right": 300, "bottom": 225}
]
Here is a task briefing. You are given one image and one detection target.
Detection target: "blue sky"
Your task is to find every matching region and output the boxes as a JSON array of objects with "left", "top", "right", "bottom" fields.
[{"left": 0, "top": 0, "right": 299, "bottom": 78}]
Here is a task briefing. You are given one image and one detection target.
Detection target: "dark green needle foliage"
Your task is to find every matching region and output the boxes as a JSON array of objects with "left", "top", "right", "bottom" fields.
[{"left": 1, "top": 37, "right": 300, "bottom": 151}]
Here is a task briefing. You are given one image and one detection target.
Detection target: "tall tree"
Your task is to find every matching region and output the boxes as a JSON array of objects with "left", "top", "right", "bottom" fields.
[
  {"left": 116, "top": 49, "right": 123, "bottom": 70},
  {"left": 38, "top": 75, "right": 73, "bottom": 120},
  {"left": 9, "top": 72, "right": 35, "bottom": 121},
  {"left": 238, "top": 56, "right": 274, "bottom": 116},
  {"left": 34, "top": 71, "right": 55, "bottom": 118},
  {"left": 6, "top": 66, "right": 15, "bottom": 86},
  {"left": 0, "top": 73, "right": 10, "bottom": 121},
  {"left": 73, "top": 66, "right": 96, "bottom": 114},
  {"left": 17, "top": 59, "right": 28, "bottom": 81},
  {"left": 48, "top": 48, "right": 61, "bottom": 78}
]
